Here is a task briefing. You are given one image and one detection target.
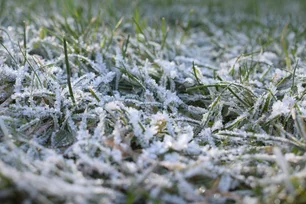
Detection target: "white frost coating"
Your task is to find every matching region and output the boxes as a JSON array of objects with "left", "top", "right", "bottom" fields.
[
  {"left": 183, "top": 77, "right": 195, "bottom": 87},
  {"left": 104, "top": 101, "right": 122, "bottom": 112},
  {"left": 173, "top": 133, "right": 192, "bottom": 151},
  {"left": 273, "top": 147, "right": 295, "bottom": 193},
  {"left": 54, "top": 85, "right": 61, "bottom": 113},
  {"left": 212, "top": 120, "right": 223, "bottom": 131},
  {"left": 111, "top": 148, "right": 122, "bottom": 162},
  {"left": 198, "top": 128, "right": 216, "bottom": 147},
  {"left": 271, "top": 96, "right": 295, "bottom": 117},
  {"left": 218, "top": 174, "right": 232, "bottom": 192},
  {"left": 273, "top": 68, "right": 290, "bottom": 81},
  {"left": 243, "top": 197, "right": 258, "bottom": 204},
  {"left": 14, "top": 64, "right": 28, "bottom": 94},
  {"left": 0, "top": 64, "right": 17, "bottom": 82},
  {"left": 258, "top": 52, "right": 278, "bottom": 65},
  {"left": 126, "top": 108, "right": 143, "bottom": 137}
]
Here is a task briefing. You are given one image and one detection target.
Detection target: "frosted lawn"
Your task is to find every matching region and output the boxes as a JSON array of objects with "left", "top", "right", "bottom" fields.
[{"left": 1, "top": 0, "right": 306, "bottom": 203}]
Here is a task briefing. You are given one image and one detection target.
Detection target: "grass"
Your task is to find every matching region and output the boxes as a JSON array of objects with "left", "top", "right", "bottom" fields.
[
  {"left": 1, "top": 0, "right": 306, "bottom": 203},
  {"left": 63, "top": 38, "right": 76, "bottom": 105}
]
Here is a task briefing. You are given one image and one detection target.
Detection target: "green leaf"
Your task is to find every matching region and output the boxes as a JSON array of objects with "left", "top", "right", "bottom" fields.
[{"left": 52, "top": 130, "right": 74, "bottom": 148}]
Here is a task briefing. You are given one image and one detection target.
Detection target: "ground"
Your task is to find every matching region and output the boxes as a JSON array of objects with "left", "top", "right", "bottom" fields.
[{"left": 1, "top": 0, "right": 306, "bottom": 203}]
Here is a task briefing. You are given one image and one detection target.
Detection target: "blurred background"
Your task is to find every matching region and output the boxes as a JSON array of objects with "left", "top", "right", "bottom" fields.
[{"left": 1, "top": 0, "right": 305, "bottom": 27}]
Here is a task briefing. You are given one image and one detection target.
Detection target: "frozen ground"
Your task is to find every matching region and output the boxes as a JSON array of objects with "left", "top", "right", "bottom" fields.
[{"left": 1, "top": 0, "right": 306, "bottom": 203}]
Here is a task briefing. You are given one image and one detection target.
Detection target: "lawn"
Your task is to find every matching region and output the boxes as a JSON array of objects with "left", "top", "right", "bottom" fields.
[{"left": 1, "top": 0, "right": 306, "bottom": 203}]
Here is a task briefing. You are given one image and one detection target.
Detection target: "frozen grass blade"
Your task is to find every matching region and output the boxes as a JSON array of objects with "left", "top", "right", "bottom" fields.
[
  {"left": 0, "top": 41, "right": 18, "bottom": 65},
  {"left": 63, "top": 38, "right": 76, "bottom": 105},
  {"left": 0, "top": 117, "right": 10, "bottom": 138},
  {"left": 122, "top": 34, "right": 130, "bottom": 59},
  {"left": 281, "top": 23, "right": 291, "bottom": 70},
  {"left": 23, "top": 21, "right": 27, "bottom": 65}
]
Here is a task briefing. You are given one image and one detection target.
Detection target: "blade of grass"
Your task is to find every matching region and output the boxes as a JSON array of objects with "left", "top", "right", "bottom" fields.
[
  {"left": 291, "top": 59, "right": 299, "bottom": 95},
  {"left": 17, "top": 42, "right": 43, "bottom": 87},
  {"left": 0, "top": 42, "right": 18, "bottom": 65},
  {"left": 63, "top": 38, "right": 76, "bottom": 105},
  {"left": 132, "top": 16, "right": 147, "bottom": 41},
  {"left": 122, "top": 34, "right": 130, "bottom": 59},
  {"left": 161, "top": 17, "right": 168, "bottom": 49},
  {"left": 192, "top": 61, "right": 201, "bottom": 85},
  {"left": 281, "top": 23, "right": 291, "bottom": 70},
  {"left": 23, "top": 21, "right": 27, "bottom": 65},
  {"left": 88, "top": 87, "right": 100, "bottom": 102}
]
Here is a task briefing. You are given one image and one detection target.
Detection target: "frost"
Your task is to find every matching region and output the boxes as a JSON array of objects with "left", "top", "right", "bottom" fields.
[
  {"left": 273, "top": 68, "right": 290, "bottom": 82},
  {"left": 126, "top": 108, "right": 143, "bottom": 137},
  {"left": 271, "top": 96, "right": 295, "bottom": 117},
  {"left": 0, "top": 64, "right": 17, "bottom": 83},
  {"left": 258, "top": 52, "right": 278, "bottom": 65},
  {"left": 14, "top": 65, "right": 28, "bottom": 93},
  {"left": 0, "top": 1, "right": 306, "bottom": 203},
  {"left": 173, "top": 133, "right": 193, "bottom": 151},
  {"left": 218, "top": 174, "right": 232, "bottom": 192},
  {"left": 243, "top": 196, "right": 258, "bottom": 204}
]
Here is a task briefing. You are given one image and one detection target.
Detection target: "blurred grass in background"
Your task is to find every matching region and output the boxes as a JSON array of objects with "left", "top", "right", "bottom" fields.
[{"left": 1, "top": 0, "right": 306, "bottom": 27}]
